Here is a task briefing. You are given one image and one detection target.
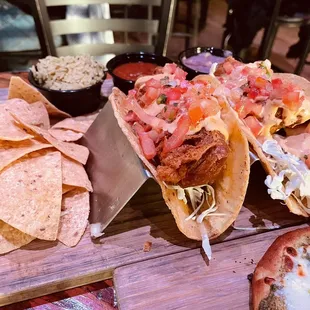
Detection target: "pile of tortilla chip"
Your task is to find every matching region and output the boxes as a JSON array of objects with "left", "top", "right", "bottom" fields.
[{"left": 0, "top": 77, "right": 98, "bottom": 254}]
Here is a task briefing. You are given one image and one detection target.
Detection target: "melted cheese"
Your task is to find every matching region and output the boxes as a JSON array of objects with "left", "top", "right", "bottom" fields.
[
  {"left": 275, "top": 247, "right": 310, "bottom": 310},
  {"left": 187, "top": 112, "right": 229, "bottom": 140}
]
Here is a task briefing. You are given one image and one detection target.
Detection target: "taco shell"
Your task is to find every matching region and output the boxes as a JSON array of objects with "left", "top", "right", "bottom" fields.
[{"left": 109, "top": 83, "right": 250, "bottom": 240}]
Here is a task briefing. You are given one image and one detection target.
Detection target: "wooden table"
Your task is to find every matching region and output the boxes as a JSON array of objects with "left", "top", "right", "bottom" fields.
[
  {"left": 1, "top": 72, "right": 116, "bottom": 310},
  {"left": 0, "top": 71, "right": 309, "bottom": 310}
]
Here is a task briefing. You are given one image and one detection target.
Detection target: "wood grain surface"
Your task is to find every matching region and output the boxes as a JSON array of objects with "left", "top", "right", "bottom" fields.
[
  {"left": 0, "top": 165, "right": 307, "bottom": 306},
  {"left": 114, "top": 224, "right": 309, "bottom": 310},
  {"left": 0, "top": 72, "right": 308, "bottom": 307}
]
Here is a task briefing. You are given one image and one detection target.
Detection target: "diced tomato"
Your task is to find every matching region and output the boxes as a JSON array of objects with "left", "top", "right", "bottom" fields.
[
  {"left": 163, "top": 115, "right": 190, "bottom": 153},
  {"left": 189, "top": 102, "right": 204, "bottom": 125},
  {"left": 223, "top": 61, "right": 234, "bottom": 74},
  {"left": 255, "top": 77, "right": 268, "bottom": 88},
  {"left": 138, "top": 132, "right": 157, "bottom": 159},
  {"left": 147, "top": 129, "right": 159, "bottom": 142},
  {"left": 271, "top": 78, "right": 283, "bottom": 89},
  {"left": 248, "top": 75, "right": 256, "bottom": 86},
  {"left": 244, "top": 116, "right": 263, "bottom": 137},
  {"left": 163, "top": 63, "right": 177, "bottom": 74},
  {"left": 164, "top": 87, "right": 183, "bottom": 101},
  {"left": 282, "top": 91, "right": 301, "bottom": 110},
  {"left": 248, "top": 88, "right": 260, "bottom": 99},
  {"left": 145, "top": 78, "right": 161, "bottom": 89},
  {"left": 236, "top": 98, "right": 263, "bottom": 119},
  {"left": 143, "top": 87, "right": 160, "bottom": 106},
  {"left": 124, "top": 111, "right": 139, "bottom": 122},
  {"left": 133, "top": 123, "right": 156, "bottom": 159},
  {"left": 241, "top": 67, "right": 250, "bottom": 76},
  {"left": 174, "top": 67, "right": 188, "bottom": 80}
]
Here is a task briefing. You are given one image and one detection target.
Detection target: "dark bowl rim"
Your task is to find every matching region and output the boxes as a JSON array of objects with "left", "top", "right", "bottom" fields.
[
  {"left": 178, "top": 46, "right": 240, "bottom": 75},
  {"left": 106, "top": 52, "right": 173, "bottom": 84},
  {"left": 28, "top": 69, "right": 106, "bottom": 94}
]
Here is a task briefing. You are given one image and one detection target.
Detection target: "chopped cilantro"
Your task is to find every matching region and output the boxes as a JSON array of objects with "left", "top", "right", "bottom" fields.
[{"left": 157, "top": 94, "right": 167, "bottom": 105}]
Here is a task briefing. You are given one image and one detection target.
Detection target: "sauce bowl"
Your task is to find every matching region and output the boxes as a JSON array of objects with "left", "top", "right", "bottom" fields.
[
  {"left": 106, "top": 52, "right": 173, "bottom": 94},
  {"left": 178, "top": 47, "right": 236, "bottom": 80}
]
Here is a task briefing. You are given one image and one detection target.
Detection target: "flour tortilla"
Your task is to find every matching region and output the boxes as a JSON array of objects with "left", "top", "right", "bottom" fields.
[
  {"left": 49, "top": 128, "right": 84, "bottom": 142},
  {"left": 62, "top": 155, "right": 93, "bottom": 191},
  {"left": 0, "top": 221, "right": 35, "bottom": 254},
  {"left": 0, "top": 151, "right": 62, "bottom": 240},
  {"left": 11, "top": 114, "right": 89, "bottom": 165},
  {"left": 8, "top": 76, "right": 70, "bottom": 118},
  {"left": 110, "top": 86, "right": 250, "bottom": 240},
  {"left": 0, "top": 139, "right": 51, "bottom": 172},
  {"left": 58, "top": 189, "right": 90, "bottom": 247},
  {"left": 2, "top": 99, "right": 50, "bottom": 129},
  {"left": 252, "top": 226, "right": 310, "bottom": 310},
  {"left": 51, "top": 112, "right": 98, "bottom": 133}
]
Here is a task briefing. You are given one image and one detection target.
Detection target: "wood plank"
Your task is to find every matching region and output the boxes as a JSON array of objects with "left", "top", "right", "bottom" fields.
[
  {"left": 114, "top": 224, "right": 309, "bottom": 310},
  {"left": 0, "top": 74, "right": 307, "bottom": 306},
  {"left": 0, "top": 163, "right": 307, "bottom": 307}
]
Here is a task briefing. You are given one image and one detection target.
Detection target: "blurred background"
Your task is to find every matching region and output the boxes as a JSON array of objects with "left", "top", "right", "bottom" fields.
[{"left": 1, "top": 0, "right": 310, "bottom": 78}]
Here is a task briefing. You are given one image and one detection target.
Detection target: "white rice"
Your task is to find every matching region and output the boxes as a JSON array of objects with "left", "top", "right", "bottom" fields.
[{"left": 31, "top": 55, "right": 105, "bottom": 91}]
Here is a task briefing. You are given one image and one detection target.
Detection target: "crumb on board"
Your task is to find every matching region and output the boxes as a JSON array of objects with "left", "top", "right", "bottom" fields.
[{"left": 143, "top": 241, "right": 152, "bottom": 252}]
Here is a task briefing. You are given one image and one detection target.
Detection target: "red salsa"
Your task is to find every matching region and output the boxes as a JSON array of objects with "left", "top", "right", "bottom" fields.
[{"left": 113, "top": 62, "right": 158, "bottom": 81}]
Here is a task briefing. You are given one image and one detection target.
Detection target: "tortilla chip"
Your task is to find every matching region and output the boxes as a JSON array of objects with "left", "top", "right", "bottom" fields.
[
  {"left": 12, "top": 114, "right": 89, "bottom": 165},
  {"left": 0, "top": 221, "right": 35, "bottom": 254},
  {"left": 49, "top": 128, "right": 84, "bottom": 142},
  {"left": 0, "top": 139, "right": 51, "bottom": 172},
  {"left": 51, "top": 112, "right": 99, "bottom": 133},
  {"left": 58, "top": 189, "right": 90, "bottom": 247},
  {"left": 62, "top": 184, "right": 75, "bottom": 194},
  {"left": 62, "top": 155, "right": 93, "bottom": 191},
  {"left": 8, "top": 76, "right": 70, "bottom": 118},
  {"left": 0, "top": 151, "right": 62, "bottom": 240},
  {"left": 3, "top": 99, "right": 50, "bottom": 129},
  {"left": 0, "top": 108, "right": 33, "bottom": 141}
]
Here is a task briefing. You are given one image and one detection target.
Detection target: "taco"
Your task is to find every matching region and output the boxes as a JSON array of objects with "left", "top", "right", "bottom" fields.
[
  {"left": 109, "top": 64, "right": 250, "bottom": 257},
  {"left": 213, "top": 57, "right": 310, "bottom": 217}
]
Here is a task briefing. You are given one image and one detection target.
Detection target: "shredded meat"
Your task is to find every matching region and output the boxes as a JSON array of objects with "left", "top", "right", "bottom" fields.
[{"left": 156, "top": 128, "right": 229, "bottom": 188}]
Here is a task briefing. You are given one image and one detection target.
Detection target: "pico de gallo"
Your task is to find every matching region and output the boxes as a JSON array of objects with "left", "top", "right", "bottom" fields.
[
  {"left": 124, "top": 63, "right": 230, "bottom": 183},
  {"left": 213, "top": 57, "right": 309, "bottom": 141}
]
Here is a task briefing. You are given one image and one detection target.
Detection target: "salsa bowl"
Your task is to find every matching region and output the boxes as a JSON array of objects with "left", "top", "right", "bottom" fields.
[{"left": 106, "top": 52, "right": 173, "bottom": 94}]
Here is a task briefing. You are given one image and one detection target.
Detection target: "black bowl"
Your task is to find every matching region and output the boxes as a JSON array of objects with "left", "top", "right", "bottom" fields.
[
  {"left": 178, "top": 47, "right": 239, "bottom": 80},
  {"left": 28, "top": 70, "right": 106, "bottom": 117},
  {"left": 106, "top": 52, "right": 173, "bottom": 94}
]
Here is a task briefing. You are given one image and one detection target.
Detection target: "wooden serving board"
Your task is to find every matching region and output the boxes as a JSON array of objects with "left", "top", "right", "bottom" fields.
[
  {"left": 114, "top": 224, "right": 309, "bottom": 310},
  {"left": 0, "top": 164, "right": 307, "bottom": 307},
  {"left": 0, "top": 79, "right": 308, "bottom": 307}
]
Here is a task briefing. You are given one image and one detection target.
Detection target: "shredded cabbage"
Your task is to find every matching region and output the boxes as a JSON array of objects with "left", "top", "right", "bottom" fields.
[
  {"left": 164, "top": 182, "right": 226, "bottom": 259},
  {"left": 262, "top": 139, "right": 310, "bottom": 214}
]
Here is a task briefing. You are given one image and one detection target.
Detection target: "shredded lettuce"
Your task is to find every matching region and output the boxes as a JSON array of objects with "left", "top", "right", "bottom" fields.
[{"left": 262, "top": 139, "right": 310, "bottom": 214}]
